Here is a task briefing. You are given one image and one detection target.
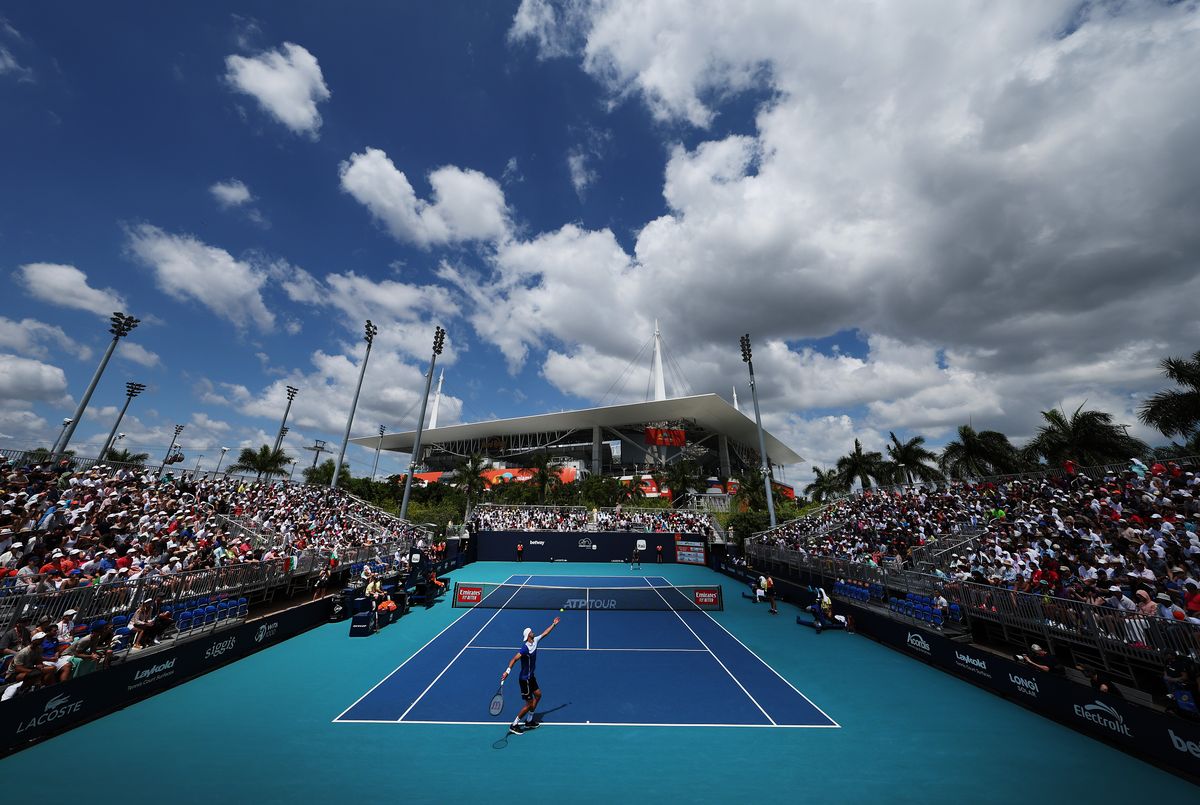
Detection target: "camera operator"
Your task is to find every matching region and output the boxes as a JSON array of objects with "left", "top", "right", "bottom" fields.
[{"left": 1015, "top": 643, "right": 1063, "bottom": 675}]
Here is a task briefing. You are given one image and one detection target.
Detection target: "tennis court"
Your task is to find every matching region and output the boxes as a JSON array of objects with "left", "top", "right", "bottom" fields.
[
  {"left": 335, "top": 574, "right": 837, "bottom": 728},
  {"left": 2, "top": 562, "right": 1193, "bottom": 804}
]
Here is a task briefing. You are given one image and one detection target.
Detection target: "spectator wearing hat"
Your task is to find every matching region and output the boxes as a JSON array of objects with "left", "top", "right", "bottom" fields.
[
  {"left": 1017, "top": 643, "right": 1063, "bottom": 675},
  {"left": 7, "top": 631, "right": 49, "bottom": 688},
  {"left": 55, "top": 609, "right": 78, "bottom": 639}
]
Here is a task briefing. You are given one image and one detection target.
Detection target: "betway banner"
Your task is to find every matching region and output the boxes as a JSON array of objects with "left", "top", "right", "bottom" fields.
[{"left": 3, "top": 599, "right": 328, "bottom": 757}]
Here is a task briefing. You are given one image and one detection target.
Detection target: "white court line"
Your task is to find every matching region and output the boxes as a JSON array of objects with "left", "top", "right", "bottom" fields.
[
  {"left": 334, "top": 719, "right": 836, "bottom": 729},
  {"left": 397, "top": 576, "right": 531, "bottom": 722},
  {"left": 465, "top": 645, "right": 708, "bottom": 653},
  {"left": 332, "top": 573, "right": 526, "bottom": 723},
  {"left": 662, "top": 575, "right": 842, "bottom": 729},
  {"left": 586, "top": 587, "right": 590, "bottom": 650},
  {"left": 642, "top": 577, "right": 776, "bottom": 727}
]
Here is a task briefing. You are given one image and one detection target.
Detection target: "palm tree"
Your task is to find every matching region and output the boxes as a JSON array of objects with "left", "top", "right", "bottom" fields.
[
  {"left": 302, "top": 458, "right": 351, "bottom": 486},
  {"left": 661, "top": 459, "right": 701, "bottom": 508},
  {"left": 884, "top": 432, "right": 944, "bottom": 484},
  {"left": 1026, "top": 404, "right": 1148, "bottom": 466},
  {"left": 228, "top": 444, "right": 292, "bottom": 480},
  {"left": 454, "top": 454, "right": 489, "bottom": 516},
  {"left": 803, "top": 466, "right": 849, "bottom": 503},
  {"left": 1139, "top": 350, "right": 1200, "bottom": 440},
  {"left": 939, "top": 425, "right": 1020, "bottom": 479},
  {"left": 835, "top": 439, "right": 885, "bottom": 490},
  {"left": 525, "top": 451, "right": 562, "bottom": 504},
  {"left": 104, "top": 447, "right": 149, "bottom": 465}
]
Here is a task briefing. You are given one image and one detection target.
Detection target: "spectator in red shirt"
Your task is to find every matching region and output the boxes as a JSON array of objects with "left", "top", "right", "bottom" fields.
[{"left": 1184, "top": 582, "right": 1200, "bottom": 617}]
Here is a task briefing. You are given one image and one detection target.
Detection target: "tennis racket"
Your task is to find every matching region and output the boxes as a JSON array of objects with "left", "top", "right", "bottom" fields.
[{"left": 489, "top": 680, "right": 505, "bottom": 716}]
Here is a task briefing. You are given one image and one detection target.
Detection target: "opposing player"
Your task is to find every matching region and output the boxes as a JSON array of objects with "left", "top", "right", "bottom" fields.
[
  {"left": 502, "top": 616, "right": 560, "bottom": 734},
  {"left": 631, "top": 547, "right": 641, "bottom": 570}
]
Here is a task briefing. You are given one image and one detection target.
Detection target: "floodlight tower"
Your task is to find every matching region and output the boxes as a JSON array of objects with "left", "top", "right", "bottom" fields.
[
  {"left": 331, "top": 320, "right": 378, "bottom": 489},
  {"left": 54, "top": 312, "right": 140, "bottom": 458},
  {"left": 100, "top": 381, "right": 147, "bottom": 460},
  {"left": 740, "top": 333, "right": 777, "bottom": 529},
  {"left": 399, "top": 325, "right": 445, "bottom": 519}
]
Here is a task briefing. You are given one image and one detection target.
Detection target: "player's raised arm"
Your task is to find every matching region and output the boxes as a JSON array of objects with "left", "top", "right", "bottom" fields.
[{"left": 539, "top": 616, "right": 560, "bottom": 640}]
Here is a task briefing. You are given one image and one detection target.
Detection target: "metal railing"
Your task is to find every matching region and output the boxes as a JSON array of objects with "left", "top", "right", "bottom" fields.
[
  {"left": 744, "top": 543, "right": 1200, "bottom": 670},
  {"left": 0, "top": 537, "right": 418, "bottom": 637}
]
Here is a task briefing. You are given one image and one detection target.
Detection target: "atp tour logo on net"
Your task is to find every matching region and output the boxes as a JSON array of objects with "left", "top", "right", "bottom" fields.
[
  {"left": 563, "top": 597, "right": 617, "bottom": 610},
  {"left": 15, "top": 694, "right": 84, "bottom": 735},
  {"left": 906, "top": 632, "right": 931, "bottom": 655},
  {"left": 1073, "top": 700, "right": 1131, "bottom": 737}
]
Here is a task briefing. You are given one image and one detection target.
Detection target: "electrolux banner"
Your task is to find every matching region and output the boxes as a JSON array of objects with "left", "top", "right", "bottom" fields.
[
  {"left": 3, "top": 599, "right": 328, "bottom": 757},
  {"left": 475, "top": 531, "right": 679, "bottom": 563},
  {"left": 846, "top": 606, "right": 1200, "bottom": 781}
]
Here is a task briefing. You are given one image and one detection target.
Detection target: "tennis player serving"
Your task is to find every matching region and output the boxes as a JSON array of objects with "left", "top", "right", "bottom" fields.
[{"left": 501, "top": 616, "right": 559, "bottom": 734}]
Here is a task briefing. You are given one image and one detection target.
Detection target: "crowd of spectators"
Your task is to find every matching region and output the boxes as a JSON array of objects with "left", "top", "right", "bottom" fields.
[
  {"left": 468, "top": 505, "right": 591, "bottom": 532},
  {"left": 594, "top": 507, "right": 714, "bottom": 535},
  {"left": 752, "top": 459, "right": 1200, "bottom": 625},
  {"left": 0, "top": 453, "right": 427, "bottom": 698},
  {"left": 467, "top": 504, "right": 715, "bottom": 535}
]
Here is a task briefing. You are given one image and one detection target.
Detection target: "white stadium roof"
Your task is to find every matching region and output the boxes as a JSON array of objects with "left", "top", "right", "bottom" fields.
[{"left": 352, "top": 393, "right": 802, "bottom": 465}]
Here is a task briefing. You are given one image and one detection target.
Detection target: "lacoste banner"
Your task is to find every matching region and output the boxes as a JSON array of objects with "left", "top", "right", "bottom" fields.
[{"left": 3, "top": 599, "right": 328, "bottom": 757}]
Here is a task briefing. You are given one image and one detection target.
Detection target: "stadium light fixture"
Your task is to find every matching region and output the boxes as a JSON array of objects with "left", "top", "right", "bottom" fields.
[
  {"left": 100, "top": 381, "right": 147, "bottom": 460},
  {"left": 332, "top": 320, "right": 379, "bottom": 489},
  {"left": 53, "top": 312, "right": 140, "bottom": 459},
  {"left": 400, "top": 325, "right": 446, "bottom": 519},
  {"left": 740, "top": 333, "right": 777, "bottom": 529},
  {"left": 273, "top": 385, "right": 300, "bottom": 455},
  {"left": 159, "top": 424, "right": 184, "bottom": 474}
]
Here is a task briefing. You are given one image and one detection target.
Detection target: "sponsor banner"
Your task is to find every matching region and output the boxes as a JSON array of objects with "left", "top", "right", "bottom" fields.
[
  {"left": 476, "top": 531, "right": 679, "bottom": 563},
  {"left": 693, "top": 588, "right": 720, "bottom": 608},
  {"left": 3, "top": 599, "right": 328, "bottom": 757},
  {"left": 676, "top": 539, "right": 706, "bottom": 565},
  {"left": 823, "top": 600, "right": 1200, "bottom": 781},
  {"left": 455, "top": 585, "right": 483, "bottom": 606},
  {"left": 644, "top": 427, "right": 687, "bottom": 447},
  {"left": 712, "top": 564, "right": 1200, "bottom": 782}
]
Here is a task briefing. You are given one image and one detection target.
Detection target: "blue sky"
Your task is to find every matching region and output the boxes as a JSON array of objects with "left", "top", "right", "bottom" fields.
[{"left": 2, "top": 1, "right": 1198, "bottom": 482}]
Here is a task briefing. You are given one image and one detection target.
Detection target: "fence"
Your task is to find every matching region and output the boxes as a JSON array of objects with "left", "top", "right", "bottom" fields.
[
  {"left": 744, "top": 543, "right": 1200, "bottom": 673},
  {"left": 0, "top": 536, "right": 417, "bottom": 637}
]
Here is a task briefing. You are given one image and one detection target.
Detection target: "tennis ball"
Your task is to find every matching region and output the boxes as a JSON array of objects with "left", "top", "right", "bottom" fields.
[{"left": 559, "top": 608, "right": 564, "bottom": 612}]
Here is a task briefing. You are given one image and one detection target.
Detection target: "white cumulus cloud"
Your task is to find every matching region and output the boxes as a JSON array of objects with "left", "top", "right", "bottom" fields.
[
  {"left": 224, "top": 42, "right": 331, "bottom": 137},
  {"left": 15, "top": 263, "right": 128, "bottom": 318},
  {"left": 125, "top": 224, "right": 275, "bottom": 332},
  {"left": 210, "top": 179, "right": 252, "bottom": 207},
  {"left": 339, "top": 147, "right": 511, "bottom": 248}
]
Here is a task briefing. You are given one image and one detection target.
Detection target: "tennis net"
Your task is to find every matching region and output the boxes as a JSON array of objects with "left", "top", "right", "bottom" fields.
[{"left": 452, "top": 582, "right": 723, "bottom": 612}]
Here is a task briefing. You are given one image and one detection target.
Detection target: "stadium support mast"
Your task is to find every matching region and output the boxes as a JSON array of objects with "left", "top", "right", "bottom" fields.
[
  {"left": 650, "top": 319, "right": 667, "bottom": 402},
  {"left": 429, "top": 369, "right": 444, "bottom": 430},
  {"left": 732, "top": 385, "right": 740, "bottom": 412}
]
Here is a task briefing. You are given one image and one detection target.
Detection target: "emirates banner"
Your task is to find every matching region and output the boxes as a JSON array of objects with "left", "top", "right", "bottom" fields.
[{"left": 645, "top": 427, "right": 686, "bottom": 447}]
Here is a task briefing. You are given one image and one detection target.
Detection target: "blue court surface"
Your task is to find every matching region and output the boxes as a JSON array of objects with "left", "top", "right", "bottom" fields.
[
  {"left": 1, "top": 562, "right": 1194, "bottom": 804},
  {"left": 336, "top": 574, "right": 837, "bottom": 728}
]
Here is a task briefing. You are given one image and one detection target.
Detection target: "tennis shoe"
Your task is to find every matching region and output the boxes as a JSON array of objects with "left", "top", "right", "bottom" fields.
[
  {"left": 524, "top": 720, "right": 540, "bottom": 730},
  {"left": 508, "top": 724, "right": 525, "bottom": 735}
]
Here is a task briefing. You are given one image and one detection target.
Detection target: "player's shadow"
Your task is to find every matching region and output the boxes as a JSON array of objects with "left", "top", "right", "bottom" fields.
[
  {"left": 492, "top": 702, "right": 571, "bottom": 750},
  {"left": 532, "top": 701, "right": 570, "bottom": 724}
]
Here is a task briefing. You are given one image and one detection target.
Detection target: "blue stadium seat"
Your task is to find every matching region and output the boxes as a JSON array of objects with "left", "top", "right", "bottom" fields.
[
  {"left": 204, "top": 605, "right": 218, "bottom": 624},
  {"left": 237, "top": 597, "right": 248, "bottom": 617},
  {"left": 112, "top": 615, "right": 128, "bottom": 627}
]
